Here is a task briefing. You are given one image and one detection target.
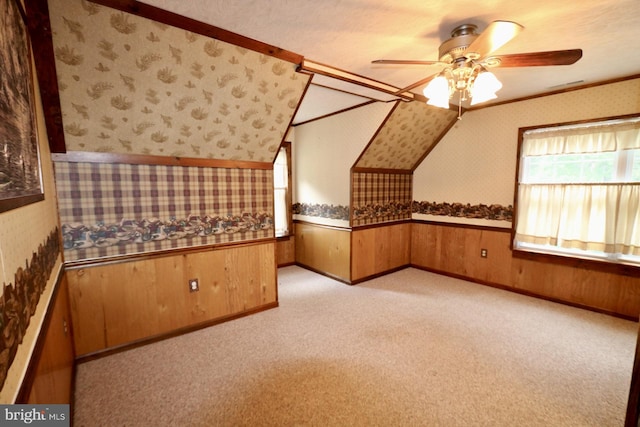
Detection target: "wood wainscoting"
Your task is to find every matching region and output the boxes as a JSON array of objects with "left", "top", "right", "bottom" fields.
[
  {"left": 351, "top": 222, "right": 411, "bottom": 283},
  {"left": 295, "top": 222, "right": 351, "bottom": 283},
  {"left": 294, "top": 221, "right": 411, "bottom": 284},
  {"left": 276, "top": 236, "right": 295, "bottom": 267},
  {"left": 411, "top": 221, "right": 640, "bottom": 319},
  {"left": 17, "top": 273, "right": 75, "bottom": 404},
  {"left": 66, "top": 241, "right": 277, "bottom": 358}
]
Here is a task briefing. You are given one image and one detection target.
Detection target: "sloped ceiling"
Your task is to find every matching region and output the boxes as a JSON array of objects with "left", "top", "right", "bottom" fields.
[
  {"left": 355, "top": 101, "right": 458, "bottom": 171},
  {"left": 293, "top": 84, "right": 371, "bottom": 125},
  {"left": 47, "top": 0, "right": 309, "bottom": 162}
]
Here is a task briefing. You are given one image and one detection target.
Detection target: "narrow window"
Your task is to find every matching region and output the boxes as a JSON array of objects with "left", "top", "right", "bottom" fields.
[{"left": 273, "top": 142, "right": 292, "bottom": 237}]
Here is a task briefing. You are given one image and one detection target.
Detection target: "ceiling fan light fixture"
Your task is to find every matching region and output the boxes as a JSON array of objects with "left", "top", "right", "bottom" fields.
[
  {"left": 423, "top": 75, "right": 450, "bottom": 109},
  {"left": 470, "top": 70, "right": 502, "bottom": 105},
  {"left": 474, "top": 70, "right": 502, "bottom": 92},
  {"left": 469, "top": 90, "right": 497, "bottom": 105},
  {"left": 374, "top": 20, "right": 582, "bottom": 115}
]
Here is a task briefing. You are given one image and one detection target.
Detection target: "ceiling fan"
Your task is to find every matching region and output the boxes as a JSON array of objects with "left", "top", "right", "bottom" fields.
[{"left": 372, "top": 21, "right": 582, "bottom": 116}]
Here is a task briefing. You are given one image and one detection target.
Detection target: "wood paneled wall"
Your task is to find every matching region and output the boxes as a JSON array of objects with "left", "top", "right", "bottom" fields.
[
  {"left": 411, "top": 222, "right": 640, "bottom": 319},
  {"left": 351, "top": 222, "right": 411, "bottom": 282},
  {"left": 21, "top": 275, "right": 75, "bottom": 404},
  {"left": 276, "top": 237, "right": 295, "bottom": 267},
  {"left": 294, "top": 221, "right": 411, "bottom": 284},
  {"left": 295, "top": 222, "right": 350, "bottom": 282},
  {"left": 67, "top": 241, "right": 277, "bottom": 357}
]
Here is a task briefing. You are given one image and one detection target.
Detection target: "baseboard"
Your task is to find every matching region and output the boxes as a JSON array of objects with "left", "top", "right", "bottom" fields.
[
  {"left": 75, "top": 301, "right": 279, "bottom": 364},
  {"left": 277, "top": 261, "right": 296, "bottom": 268},
  {"left": 294, "top": 262, "right": 351, "bottom": 285},
  {"left": 410, "top": 264, "right": 638, "bottom": 322},
  {"left": 293, "top": 263, "right": 412, "bottom": 286},
  {"left": 350, "top": 264, "right": 411, "bottom": 285}
]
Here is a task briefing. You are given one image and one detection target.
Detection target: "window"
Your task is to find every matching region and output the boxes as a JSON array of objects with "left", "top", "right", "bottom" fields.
[
  {"left": 513, "top": 115, "right": 640, "bottom": 266},
  {"left": 273, "top": 142, "right": 292, "bottom": 237}
]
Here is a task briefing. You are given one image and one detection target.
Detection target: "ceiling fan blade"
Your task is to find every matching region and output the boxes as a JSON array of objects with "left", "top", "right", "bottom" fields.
[
  {"left": 372, "top": 59, "right": 444, "bottom": 66},
  {"left": 466, "top": 20, "right": 523, "bottom": 58},
  {"left": 486, "top": 49, "right": 583, "bottom": 67}
]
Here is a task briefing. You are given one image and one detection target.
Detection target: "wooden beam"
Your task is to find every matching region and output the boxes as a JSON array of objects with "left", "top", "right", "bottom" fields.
[
  {"left": 52, "top": 151, "right": 273, "bottom": 170},
  {"left": 24, "top": 0, "right": 66, "bottom": 153}
]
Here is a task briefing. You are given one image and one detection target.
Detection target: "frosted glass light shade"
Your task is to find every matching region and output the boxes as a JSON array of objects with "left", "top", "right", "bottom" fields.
[
  {"left": 470, "top": 71, "right": 502, "bottom": 105},
  {"left": 423, "top": 76, "right": 450, "bottom": 109}
]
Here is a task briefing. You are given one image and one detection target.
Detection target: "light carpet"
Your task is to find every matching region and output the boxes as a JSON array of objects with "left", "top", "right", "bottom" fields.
[{"left": 73, "top": 266, "right": 638, "bottom": 426}]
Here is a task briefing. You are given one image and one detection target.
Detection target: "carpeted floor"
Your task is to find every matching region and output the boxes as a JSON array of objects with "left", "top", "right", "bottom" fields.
[{"left": 73, "top": 266, "right": 637, "bottom": 426}]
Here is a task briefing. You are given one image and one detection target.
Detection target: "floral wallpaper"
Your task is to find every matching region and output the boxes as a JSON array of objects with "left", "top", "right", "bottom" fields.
[
  {"left": 292, "top": 203, "right": 349, "bottom": 221},
  {"left": 0, "top": 229, "right": 60, "bottom": 389},
  {"left": 412, "top": 201, "right": 513, "bottom": 221},
  {"left": 55, "top": 161, "right": 274, "bottom": 261},
  {"left": 353, "top": 201, "right": 412, "bottom": 224},
  {"left": 292, "top": 199, "right": 513, "bottom": 223},
  {"left": 48, "top": 0, "right": 309, "bottom": 161},
  {"left": 61, "top": 212, "right": 272, "bottom": 251},
  {"left": 355, "top": 101, "right": 458, "bottom": 170}
]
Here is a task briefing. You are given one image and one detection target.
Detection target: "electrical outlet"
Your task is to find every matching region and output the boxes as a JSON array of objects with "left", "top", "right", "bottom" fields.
[
  {"left": 480, "top": 249, "right": 488, "bottom": 258},
  {"left": 188, "top": 278, "right": 199, "bottom": 292}
]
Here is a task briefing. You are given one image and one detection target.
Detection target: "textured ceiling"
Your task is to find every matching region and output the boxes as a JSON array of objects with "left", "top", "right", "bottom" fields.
[{"left": 140, "top": 0, "right": 640, "bottom": 122}]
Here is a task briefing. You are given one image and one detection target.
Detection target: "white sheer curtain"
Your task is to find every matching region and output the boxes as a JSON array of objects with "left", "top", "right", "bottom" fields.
[
  {"left": 516, "top": 184, "right": 640, "bottom": 255},
  {"left": 273, "top": 147, "right": 288, "bottom": 237},
  {"left": 515, "top": 119, "right": 640, "bottom": 257},
  {"left": 521, "top": 120, "right": 640, "bottom": 155}
]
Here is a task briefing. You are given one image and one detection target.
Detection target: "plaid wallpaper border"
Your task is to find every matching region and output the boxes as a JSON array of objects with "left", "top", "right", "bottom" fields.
[
  {"left": 54, "top": 162, "right": 273, "bottom": 261},
  {"left": 351, "top": 172, "right": 412, "bottom": 226}
]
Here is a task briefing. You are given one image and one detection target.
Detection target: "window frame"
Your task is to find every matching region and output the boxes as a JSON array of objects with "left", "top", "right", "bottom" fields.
[
  {"left": 273, "top": 141, "right": 292, "bottom": 239},
  {"left": 511, "top": 113, "right": 640, "bottom": 274}
]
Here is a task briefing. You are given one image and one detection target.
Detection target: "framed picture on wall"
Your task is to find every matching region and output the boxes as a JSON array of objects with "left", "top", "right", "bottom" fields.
[{"left": 0, "top": 0, "right": 44, "bottom": 213}]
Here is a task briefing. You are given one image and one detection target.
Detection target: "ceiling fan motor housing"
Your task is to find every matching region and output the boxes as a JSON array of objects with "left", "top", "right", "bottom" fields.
[{"left": 438, "top": 24, "right": 479, "bottom": 63}]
